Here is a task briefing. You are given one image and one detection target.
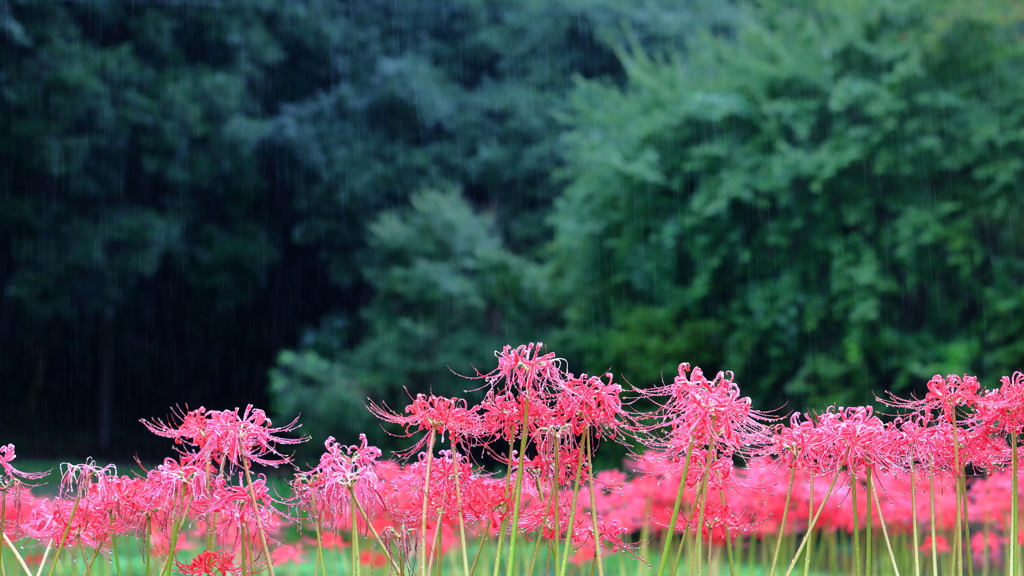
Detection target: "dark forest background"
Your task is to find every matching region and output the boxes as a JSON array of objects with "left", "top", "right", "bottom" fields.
[{"left": 2, "top": 0, "right": 1024, "bottom": 465}]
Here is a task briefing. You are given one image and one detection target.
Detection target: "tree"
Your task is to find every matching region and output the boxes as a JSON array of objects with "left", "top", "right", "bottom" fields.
[{"left": 550, "top": 0, "right": 1024, "bottom": 409}]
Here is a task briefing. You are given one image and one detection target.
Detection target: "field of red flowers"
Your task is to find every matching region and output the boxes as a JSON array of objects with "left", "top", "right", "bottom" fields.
[{"left": 1, "top": 343, "right": 1023, "bottom": 576}]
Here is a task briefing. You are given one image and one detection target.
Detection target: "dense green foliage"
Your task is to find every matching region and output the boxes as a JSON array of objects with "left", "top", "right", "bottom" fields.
[{"left": 2, "top": 0, "right": 1023, "bottom": 459}]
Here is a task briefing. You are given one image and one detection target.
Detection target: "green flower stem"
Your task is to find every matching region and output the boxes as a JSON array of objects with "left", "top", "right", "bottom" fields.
[
  {"left": 868, "top": 467, "right": 901, "bottom": 576},
  {"left": 111, "top": 533, "right": 123, "bottom": 576},
  {"left": 349, "top": 487, "right": 400, "bottom": 573},
  {"left": 352, "top": 495, "right": 361, "bottom": 576},
  {"left": 504, "top": 397, "right": 531, "bottom": 576},
  {"left": 556, "top": 452, "right": 586, "bottom": 576},
  {"left": 1, "top": 533, "right": 32, "bottom": 576},
  {"left": 852, "top": 470, "right": 861, "bottom": 576},
  {"left": 782, "top": 471, "right": 840, "bottom": 576},
  {"left": 585, "top": 433, "right": 605, "bottom": 576},
  {"left": 45, "top": 495, "right": 81, "bottom": 576},
  {"left": 929, "top": 474, "right": 939, "bottom": 576},
  {"left": 240, "top": 451, "right": 276, "bottom": 576},
  {"left": 1013, "top": 433, "right": 1019, "bottom": 576},
  {"left": 803, "top": 477, "right": 814, "bottom": 576},
  {"left": 419, "top": 428, "right": 438, "bottom": 576},
  {"left": 866, "top": 467, "right": 873, "bottom": 576},
  {"left": 718, "top": 489, "right": 737, "bottom": 576},
  {"left": 491, "top": 442, "right": 517, "bottom": 576},
  {"left": 911, "top": 468, "right": 920, "bottom": 576},
  {"left": 655, "top": 436, "right": 696, "bottom": 576},
  {"left": 693, "top": 443, "right": 715, "bottom": 576},
  {"left": 452, "top": 447, "right": 471, "bottom": 576},
  {"left": 768, "top": 462, "right": 797, "bottom": 576}
]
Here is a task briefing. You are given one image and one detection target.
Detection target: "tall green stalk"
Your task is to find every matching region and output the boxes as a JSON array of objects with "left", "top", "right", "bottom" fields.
[
  {"left": 929, "top": 474, "right": 939, "bottom": 576},
  {"left": 419, "top": 429, "right": 438, "bottom": 576},
  {"left": 655, "top": 437, "right": 696, "bottom": 576},
  {"left": 693, "top": 444, "right": 715, "bottom": 576},
  {"left": 504, "top": 397, "right": 531, "bottom": 576},
  {"left": 45, "top": 495, "right": 81, "bottom": 576},
  {"left": 911, "top": 467, "right": 920, "bottom": 576},
  {"left": 1013, "top": 433, "right": 1020, "bottom": 576},
  {"left": 866, "top": 467, "right": 873, "bottom": 576},
  {"left": 852, "top": 470, "right": 861, "bottom": 576},
  {"left": 352, "top": 495, "right": 362, "bottom": 576},
  {"left": 768, "top": 463, "right": 798, "bottom": 576},
  {"left": 868, "top": 467, "right": 901, "bottom": 576},
  {"left": 556, "top": 451, "right": 586, "bottom": 576},
  {"left": 585, "top": 433, "right": 605, "bottom": 576},
  {"left": 783, "top": 471, "right": 841, "bottom": 576},
  {"left": 802, "top": 477, "right": 814, "bottom": 576},
  {"left": 239, "top": 450, "right": 276, "bottom": 576}
]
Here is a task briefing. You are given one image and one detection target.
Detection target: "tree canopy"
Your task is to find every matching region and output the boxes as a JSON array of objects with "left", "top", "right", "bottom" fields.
[{"left": 2, "top": 0, "right": 1022, "bottom": 461}]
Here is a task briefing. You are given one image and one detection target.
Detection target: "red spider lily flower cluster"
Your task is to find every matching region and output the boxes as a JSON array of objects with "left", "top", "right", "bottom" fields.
[
  {"left": 3, "top": 350, "right": 1024, "bottom": 576},
  {"left": 142, "top": 405, "right": 306, "bottom": 469}
]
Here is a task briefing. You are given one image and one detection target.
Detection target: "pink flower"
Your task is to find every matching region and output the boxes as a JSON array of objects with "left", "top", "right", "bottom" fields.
[
  {"left": 0, "top": 444, "right": 48, "bottom": 485},
  {"left": 175, "top": 550, "right": 239, "bottom": 576},
  {"left": 142, "top": 405, "right": 307, "bottom": 469}
]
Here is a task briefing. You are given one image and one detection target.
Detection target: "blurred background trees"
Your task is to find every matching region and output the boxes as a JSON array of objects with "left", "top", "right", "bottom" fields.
[{"left": 1, "top": 0, "right": 1022, "bottom": 463}]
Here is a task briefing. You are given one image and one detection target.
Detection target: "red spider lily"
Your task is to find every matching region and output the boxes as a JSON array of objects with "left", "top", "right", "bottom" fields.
[
  {"left": 292, "top": 434, "right": 382, "bottom": 530},
  {"left": 205, "top": 475, "right": 283, "bottom": 537},
  {"left": 477, "top": 392, "right": 526, "bottom": 443},
  {"left": 175, "top": 550, "right": 239, "bottom": 576},
  {"left": 637, "top": 363, "right": 773, "bottom": 457},
  {"left": 366, "top": 394, "right": 483, "bottom": 454},
  {"left": 883, "top": 373, "right": 983, "bottom": 424},
  {"left": 481, "top": 343, "right": 565, "bottom": 396},
  {"left": 0, "top": 444, "right": 48, "bottom": 486},
  {"left": 142, "top": 405, "right": 307, "bottom": 469},
  {"left": 978, "top": 371, "right": 1024, "bottom": 435},
  {"left": 548, "top": 372, "right": 630, "bottom": 441}
]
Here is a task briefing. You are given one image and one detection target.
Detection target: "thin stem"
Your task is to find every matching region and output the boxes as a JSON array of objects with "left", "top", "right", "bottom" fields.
[
  {"left": 34, "top": 541, "right": 52, "bottom": 576},
  {"left": 782, "top": 471, "right": 840, "bottom": 576},
  {"left": 240, "top": 453, "right": 276, "bottom": 576},
  {"left": 853, "top": 470, "right": 861, "bottom": 576},
  {"left": 505, "top": 397, "right": 531, "bottom": 576},
  {"left": 952, "top": 423, "right": 963, "bottom": 576},
  {"left": 929, "top": 474, "right": 939, "bottom": 576},
  {"left": 693, "top": 444, "right": 715, "bottom": 576},
  {"left": 45, "top": 495, "right": 81, "bottom": 576},
  {"left": 452, "top": 447, "right": 471, "bottom": 576},
  {"left": 718, "top": 489, "right": 737, "bottom": 576},
  {"left": 868, "top": 467, "right": 901, "bottom": 576},
  {"left": 491, "top": 441, "right": 516, "bottom": 576},
  {"left": 866, "top": 467, "right": 873, "bottom": 576},
  {"left": 556, "top": 452, "right": 586, "bottom": 576},
  {"left": 352, "top": 495, "right": 362, "bottom": 576},
  {"left": 468, "top": 524, "right": 491, "bottom": 576},
  {"left": 655, "top": 437, "right": 696, "bottom": 576},
  {"left": 768, "top": 463, "right": 798, "bottom": 576},
  {"left": 350, "top": 486, "right": 401, "bottom": 573},
  {"left": 112, "top": 533, "right": 123, "bottom": 576},
  {"left": 1, "top": 533, "right": 32, "bottom": 576},
  {"left": 911, "top": 468, "right": 920, "bottom": 576},
  {"left": 803, "top": 476, "right": 814, "bottom": 576},
  {"left": 585, "top": 433, "right": 605, "bottom": 576},
  {"left": 419, "top": 428, "right": 438, "bottom": 576},
  {"left": 1013, "top": 433, "right": 1020, "bottom": 576}
]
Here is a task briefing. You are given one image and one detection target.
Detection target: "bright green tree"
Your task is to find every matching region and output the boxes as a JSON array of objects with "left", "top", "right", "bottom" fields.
[{"left": 550, "top": 0, "right": 1024, "bottom": 409}]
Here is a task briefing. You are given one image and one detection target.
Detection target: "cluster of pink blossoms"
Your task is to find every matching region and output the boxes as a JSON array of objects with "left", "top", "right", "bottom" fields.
[{"left": 1, "top": 345, "right": 1024, "bottom": 575}]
